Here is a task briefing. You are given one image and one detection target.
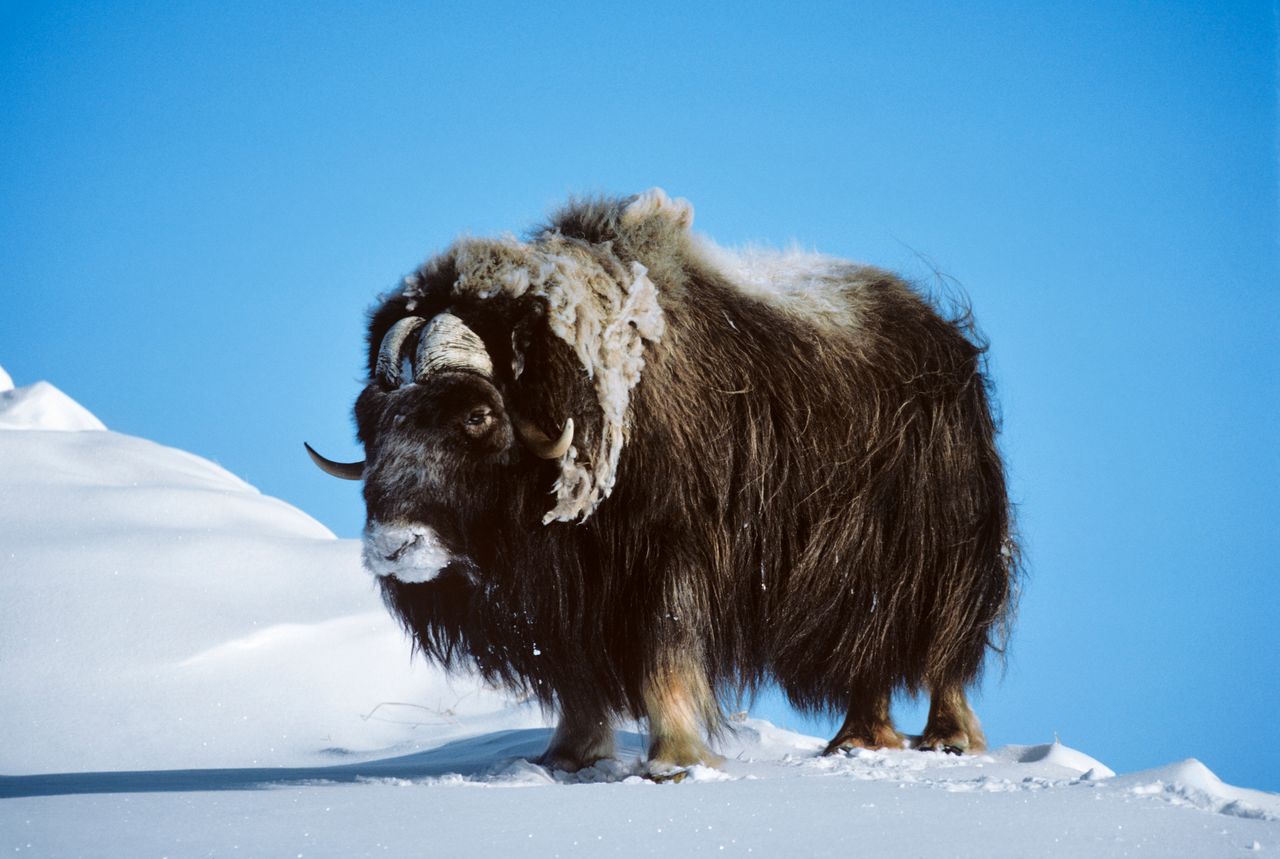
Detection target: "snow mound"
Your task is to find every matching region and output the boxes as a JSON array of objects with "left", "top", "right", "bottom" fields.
[
  {"left": 992, "top": 740, "right": 1116, "bottom": 777},
  {"left": 0, "top": 379, "right": 524, "bottom": 775},
  {"left": 1112, "top": 759, "right": 1280, "bottom": 821},
  {"left": 0, "top": 379, "right": 106, "bottom": 431}
]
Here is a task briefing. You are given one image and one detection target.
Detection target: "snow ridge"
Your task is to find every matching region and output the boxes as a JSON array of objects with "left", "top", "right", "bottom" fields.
[{"left": 0, "top": 372, "right": 106, "bottom": 432}]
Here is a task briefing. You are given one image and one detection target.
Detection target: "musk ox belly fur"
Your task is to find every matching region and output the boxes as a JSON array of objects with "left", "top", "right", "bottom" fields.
[{"left": 318, "top": 189, "right": 1020, "bottom": 768}]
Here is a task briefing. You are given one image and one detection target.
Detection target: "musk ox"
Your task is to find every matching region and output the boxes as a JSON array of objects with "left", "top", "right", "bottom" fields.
[{"left": 306, "top": 189, "right": 1019, "bottom": 773}]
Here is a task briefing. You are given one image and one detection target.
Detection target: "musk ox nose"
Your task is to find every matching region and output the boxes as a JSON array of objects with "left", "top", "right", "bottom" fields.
[{"left": 362, "top": 520, "right": 453, "bottom": 583}]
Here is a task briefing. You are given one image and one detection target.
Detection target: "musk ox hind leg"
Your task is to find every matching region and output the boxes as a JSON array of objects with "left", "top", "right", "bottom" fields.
[
  {"left": 918, "top": 685, "right": 987, "bottom": 754},
  {"left": 641, "top": 657, "right": 723, "bottom": 775},
  {"left": 537, "top": 700, "right": 617, "bottom": 773},
  {"left": 823, "top": 690, "right": 905, "bottom": 755}
]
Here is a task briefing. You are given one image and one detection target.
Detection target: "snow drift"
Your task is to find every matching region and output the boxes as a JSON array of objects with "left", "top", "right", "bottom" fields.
[
  {"left": 0, "top": 370, "right": 527, "bottom": 776},
  {"left": 0, "top": 378, "right": 105, "bottom": 432}
]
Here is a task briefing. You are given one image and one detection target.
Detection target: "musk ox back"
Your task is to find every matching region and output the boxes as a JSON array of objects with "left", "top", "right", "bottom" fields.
[{"left": 307, "top": 189, "right": 1019, "bottom": 773}]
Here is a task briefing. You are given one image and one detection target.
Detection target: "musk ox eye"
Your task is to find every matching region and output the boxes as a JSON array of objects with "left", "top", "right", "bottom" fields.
[{"left": 461, "top": 406, "right": 494, "bottom": 437}]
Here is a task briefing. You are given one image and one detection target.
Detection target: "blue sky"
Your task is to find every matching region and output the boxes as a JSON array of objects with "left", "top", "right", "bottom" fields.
[{"left": 3, "top": 2, "right": 1277, "bottom": 790}]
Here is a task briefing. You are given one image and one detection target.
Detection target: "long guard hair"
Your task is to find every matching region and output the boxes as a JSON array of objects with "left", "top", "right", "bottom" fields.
[{"left": 365, "top": 190, "right": 1020, "bottom": 730}]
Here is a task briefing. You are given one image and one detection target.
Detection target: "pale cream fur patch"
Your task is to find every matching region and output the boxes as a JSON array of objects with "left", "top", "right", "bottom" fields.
[
  {"left": 691, "top": 235, "right": 868, "bottom": 327},
  {"left": 622, "top": 187, "right": 695, "bottom": 230},
  {"left": 642, "top": 663, "right": 718, "bottom": 769},
  {"left": 444, "top": 235, "right": 665, "bottom": 524}
]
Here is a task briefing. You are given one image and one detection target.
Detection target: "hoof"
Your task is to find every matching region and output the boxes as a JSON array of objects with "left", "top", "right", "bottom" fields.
[
  {"left": 647, "top": 768, "right": 690, "bottom": 784},
  {"left": 823, "top": 730, "right": 905, "bottom": 756},
  {"left": 916, "top": 734, "right": 973, "bottom": 755},
  {"left": 645, "top": 748, "right": 721, "bottom": 782},
  {"left": 536, "top": 751, "right": 609, "bottom": 773},
  {"left": 646, "top": 739, "right": 722, "bottom": 771},
  {"left": 915, "top": 743, "right": 965, "bottom": 756}
]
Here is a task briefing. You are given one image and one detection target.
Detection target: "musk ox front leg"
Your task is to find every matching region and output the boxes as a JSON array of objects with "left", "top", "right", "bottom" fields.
[
  {"left": 642, "top": 656, "right": 722, "bottom": 774},
  {"left": 823, "top": 690, "right": 905, "bottom": 754},
  {"left": 537, "top": 700, "right": 616, "bottom": 773},
  {"left": 918, "top": 685, "right": 987, "bottom": 754}
]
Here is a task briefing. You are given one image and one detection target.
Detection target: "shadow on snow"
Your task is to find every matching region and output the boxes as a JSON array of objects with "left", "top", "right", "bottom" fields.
[{"left": 0, "top": 727, "right": 652, "bottom": 799}]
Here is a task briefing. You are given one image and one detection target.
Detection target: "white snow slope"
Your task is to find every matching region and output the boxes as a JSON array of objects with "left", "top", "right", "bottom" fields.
[{"left": 1, "top": 369, "right": 1277, "bottom": 858}]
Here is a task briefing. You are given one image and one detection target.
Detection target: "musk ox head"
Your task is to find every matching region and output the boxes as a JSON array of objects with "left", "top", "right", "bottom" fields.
[
  {"left": 304, "top": 192, "right": 682, "bottom": 582},
  {"left": 305, "top": 310, "right": 574, "bottom": 583}
]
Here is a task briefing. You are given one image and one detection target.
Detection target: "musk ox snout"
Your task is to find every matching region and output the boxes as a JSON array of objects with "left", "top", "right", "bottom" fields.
[{"left": 362, "top": 520, "right": 453, "bottom": 583}]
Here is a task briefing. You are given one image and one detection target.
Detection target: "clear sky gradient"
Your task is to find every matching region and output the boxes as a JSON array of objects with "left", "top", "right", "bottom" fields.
[{"left": 3, "top": 2, "right": 1277, "bottom": 790}]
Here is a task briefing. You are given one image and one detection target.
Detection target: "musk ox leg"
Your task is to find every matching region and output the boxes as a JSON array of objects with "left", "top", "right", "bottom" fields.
[
  {"left": 823, "top": 690, "right": 904, "bottom": 754},
  {"left": 537, "top": 702, "right": 616, "bottom": 773},
  {"left": 642, "top": 660, "right": 722, "bottom": 773},
  {"left": 918, "top": 685, "right": 987, "bottom": 754}
]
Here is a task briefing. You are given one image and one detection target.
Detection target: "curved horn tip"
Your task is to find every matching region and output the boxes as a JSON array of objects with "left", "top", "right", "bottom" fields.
[
  {"left": 304, "top": 442, "right": 365, "bottom": 481},
  {"left": 512, "top": 415, "right": 575, "bottom": 460},
  {"left": 542, "top": 418, "right": 574, "bottom": 460}
]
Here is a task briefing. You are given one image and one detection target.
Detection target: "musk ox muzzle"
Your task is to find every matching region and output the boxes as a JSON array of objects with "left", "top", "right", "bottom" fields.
[{"left": 361, "top": 521, "right": 453, "bottom": 583}]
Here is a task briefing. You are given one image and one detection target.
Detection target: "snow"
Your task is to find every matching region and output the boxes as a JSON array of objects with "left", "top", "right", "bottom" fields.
[
  {"left": 362, "top": 521, "right": 453, "bottom": 583},
  {"left": 0, "top": 367, "right": 523, "bottom": 776},
  {"left": 0, "top": 377, "right": 106, "bottom": 432},
  {"left": 1, "top": 366, "right": 1277, "bottom": 857}
]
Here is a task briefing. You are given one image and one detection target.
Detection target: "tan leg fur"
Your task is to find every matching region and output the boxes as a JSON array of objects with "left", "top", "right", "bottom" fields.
[
  {"left": 824, "top": 691, "right": 905, "bottom": 754},
  {"left": 919, "top": 685, "right": 987, "bottom": 753},
  {"left": 643, "top": 659, "right": 722, "bottom": 773}
]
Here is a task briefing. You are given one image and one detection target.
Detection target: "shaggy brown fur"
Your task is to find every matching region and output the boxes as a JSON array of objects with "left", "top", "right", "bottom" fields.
[{"left": 350, "top": 190, "right": 1020, "bottom": 771}]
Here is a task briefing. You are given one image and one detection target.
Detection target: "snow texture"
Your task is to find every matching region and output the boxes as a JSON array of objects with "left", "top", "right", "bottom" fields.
[
  {"left": 0, "top": 373, "right": 106, "bottom": 432},
  {"left": 362, "top": 521, "right": 454, "bottom": 583},
  {"left": 1, "top": 372, "right": 1277, "bottom": 857}
]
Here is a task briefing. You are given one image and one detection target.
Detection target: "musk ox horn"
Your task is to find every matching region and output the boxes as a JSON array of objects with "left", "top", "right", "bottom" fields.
[
  {"left": 304, "top": 442, "right": 365, "bottom": 480},
  {"left": 376, "top": 316, "right": 428, "bottom": 388},
  {"left": 415, "top": 313, "right": 495, "bottom": 380},
  {"left": 512, "top": 415, "right": 574, "bottom": 460}
]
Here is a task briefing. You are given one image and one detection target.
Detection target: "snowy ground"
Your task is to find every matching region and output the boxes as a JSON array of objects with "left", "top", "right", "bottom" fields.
[{"left": 2, "top": 368, "right": 1277, "bottom": 857}]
